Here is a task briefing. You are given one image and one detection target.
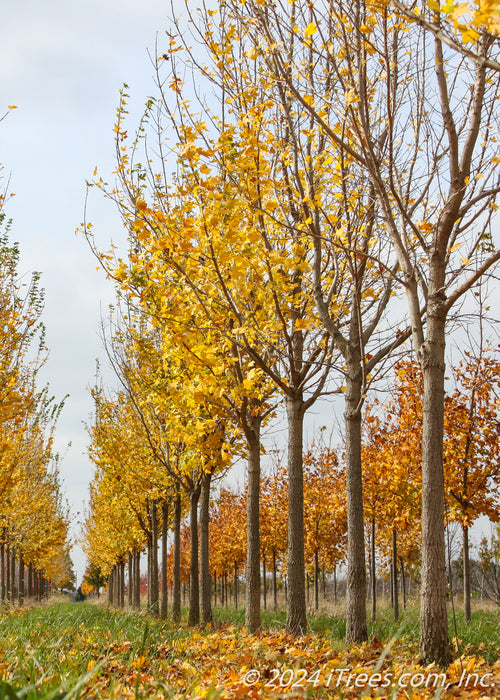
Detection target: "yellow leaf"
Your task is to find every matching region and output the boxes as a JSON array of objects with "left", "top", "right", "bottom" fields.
[
  {"left": 417, "top": 219, "right": 433, "bottom": 233},
  {"left": 304, "top": 22, "right": 317, "bottom": 37},
  {"left": 462, "top": 27, "right": 481, "bottom": 43},
  {"left": 294, "top": 318, "right": 314, "bottom": 330},
  {"left": 344, "top": 88, "right": 358, "bottom": 105}
]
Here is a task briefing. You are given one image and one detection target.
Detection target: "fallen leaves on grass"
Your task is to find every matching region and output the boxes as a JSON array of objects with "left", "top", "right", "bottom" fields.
[{"left": 1, "top": 606, "right": 500, "bottom": 699}]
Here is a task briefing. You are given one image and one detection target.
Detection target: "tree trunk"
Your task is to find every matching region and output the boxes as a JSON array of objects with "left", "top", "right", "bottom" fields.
[
  {"left": 234, "top": 562, "right": 238, "bottom": 609},
  {"left": 463, "top": 524, "right": 471, "bottom": 624},
  {"left": 272, "top": 549, "right": 278, "bottom": 612},
  {"left": 0, "top": 539, "right": 4, "bottom": 601},
  {"left": 188, "top": 485, "right": 201, "bottom": 626},
  {"left": 333, "top": 565, "right": 337, "bottom": 606},
  {"left": 285, "top": 395, "right": 307, "bottom": 636},
  {"left": 108, "top": 567, "right": 114, "bottom": 606},
  {"left": 419, "top": 311, "right": 450, "bottom": 665},
  {"left": 10, "top": 548, "right": 16, "bottom": 601},
  {"left": 150, "top": 500, "right": 159, "bottom": 615},
  {"left": 390, "top": 563, "right": 394, "bottom": 608},
  {"left": 115, "top": 563, "right": 121, "bottom": 607},
  {"left": 128, "top": 551, "right": 133, "bottom": 608},
  {"left": 18, "top": 552, "right": 24, "bottom": 606},
  {"left": 392, "top": 530, "right": 399, "bottom": 621},
  {"left": 172, "top": 487, "right": 182, "bottom": 622},
  {"left": 28, "top": 562, "right": 33, "bottom": 600},
  {"left": 161, "top": 500, "right": 169, "bottom": 619},
  {"left": 120, "top": 560, "right": 126, "bottom": 608},
  {"left": 344, "top": 368, "right": 368, "bottom": 643},
  {"left": 400, "top": 556, "right": 407, "bottom": 610},
  {"left": 262, "top": 552, "right": 267, "bottom": 610},
  {"left": 245, "top": 418, "right": 261, "bottom": 632},
  {"left": 134, "top": 549, "right": 141, "bottom": 610},
  {"left": 371, "top": 517, "right": 376, "bottom": 621},
  {"left": 314, "top": 550, "right": 319, "bottom": 611},
  {"left": 6, "top": 544, "right": 10, "bottom": 602},
  {"left": 199, "top": 471, "right": 213, "bottom": 626}
]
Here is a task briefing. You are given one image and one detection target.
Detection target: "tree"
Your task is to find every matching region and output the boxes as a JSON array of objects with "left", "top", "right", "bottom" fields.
[
  {"left": 84, "top": 562, "right": 106, "bottom": 598},
  {"left": 0, "top": 216, "right": 72, "bottom": 603},
  {"left": 87, "top": 70, "right": 339, "bottom": 635},
  {"left": 303, "top": 443, "right": 347, "bottom": 610},
  {"left": 470, "top": 528, "right": 500, "bottom": 605},
  {"left": 187, "top": 0, "right": 414, "bottom": 643},
  {"left": 260, "top": 463, "right": 289, "bottom": 611},
  {"left": 444, "top": 341, "right": 500, "bottom": 621},
  {"left": 391, "top": 0, "right": 500, "bottom": 70},
  {"left": 226, "top": 0, "right": 500, "bottom": 663}
]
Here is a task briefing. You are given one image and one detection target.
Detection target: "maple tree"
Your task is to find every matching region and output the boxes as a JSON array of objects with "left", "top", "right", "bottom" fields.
[
  {"left": 260, "top": 464, "right": 288, "bottom": 612},
  {"left": 170, "top": 0, "right": 416, "bottom": 643},
  {"left": 224, "top": 0, "right": 500, "bottom": 663},
  {"left": 303, "top": 443, "right": 347, "bottom": 610},
  {"left": 362, "top": 364, "right": 424, "bottom": 620},
  {"left": 87, "top": 67, "right": 340, "bottom": 637},
  {"left": 209, "top": 487, "right": 247, "bottom": 607},
  {"left": 443, "top": 340, "right": 500, "bottom": 622},
  {"left": 78, "top": 0, "right": 500, "bottom": 664},
  {"left": 0, "top": 217, "right": 72, "bottom": 602},
  {"left": 83, "top": 297, "right": 237, "bottom": 625},
  {"left": 364, "top": 346, "right": 500, "bottom": 625}
]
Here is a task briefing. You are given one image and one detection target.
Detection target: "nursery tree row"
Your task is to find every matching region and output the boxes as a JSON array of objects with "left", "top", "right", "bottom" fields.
[{"left": 82, "top": 0, "right": 500, "bottom": 664}]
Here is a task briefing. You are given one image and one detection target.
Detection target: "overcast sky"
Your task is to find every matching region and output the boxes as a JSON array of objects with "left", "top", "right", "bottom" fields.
[{"left": 0, "top": 0, "right": 192, "bottom": 582}]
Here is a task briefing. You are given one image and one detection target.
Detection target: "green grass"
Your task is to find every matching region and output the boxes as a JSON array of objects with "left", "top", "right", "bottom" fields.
[
  {"left": 0, "top": 598, "right": 499, "bottom": 698},
  {"left": 0, "top": 600, "right": 193, "bottom": 699}
]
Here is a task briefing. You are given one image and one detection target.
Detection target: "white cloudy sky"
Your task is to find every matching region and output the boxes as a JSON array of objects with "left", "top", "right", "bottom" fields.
[{"left": 0, "top": 0, "right": 192, "bottom": 581}]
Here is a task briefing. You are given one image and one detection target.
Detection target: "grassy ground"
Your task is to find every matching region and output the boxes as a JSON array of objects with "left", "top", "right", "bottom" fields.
[{"left": 0, "top": 597, "right": 499, "bottom": 698}]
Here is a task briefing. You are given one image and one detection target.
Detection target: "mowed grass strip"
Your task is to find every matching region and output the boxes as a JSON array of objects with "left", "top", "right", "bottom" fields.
[{"left": 0, "top": 599, "right": 500, "bottom": 699}]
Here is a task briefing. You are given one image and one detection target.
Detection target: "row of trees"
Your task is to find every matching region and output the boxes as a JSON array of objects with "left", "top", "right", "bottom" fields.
[
  {"left": 0, "top": 147, "right": 74, "bottom": 603},
  {"left": 82, "top": 0, "right": 500, "bottom": 664},
  {"left": 83, "top": 345, "right": 500, "bottom": 616}
]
